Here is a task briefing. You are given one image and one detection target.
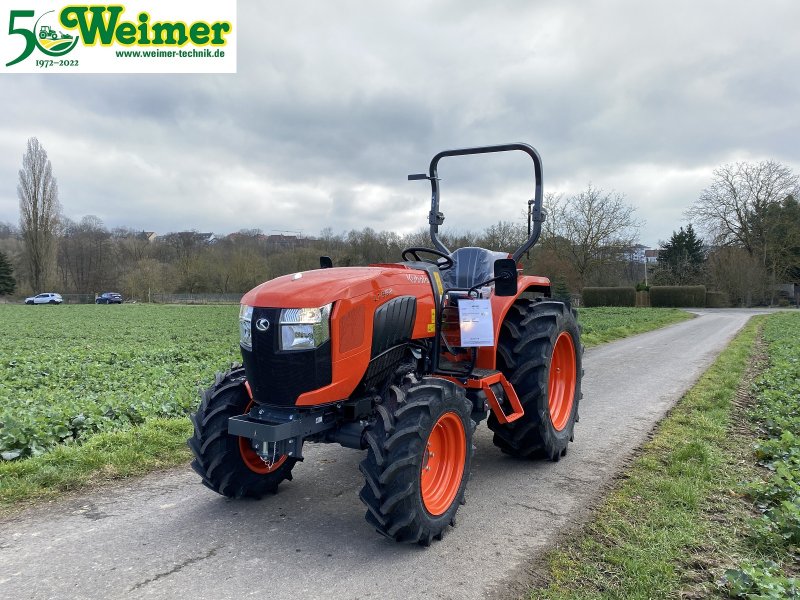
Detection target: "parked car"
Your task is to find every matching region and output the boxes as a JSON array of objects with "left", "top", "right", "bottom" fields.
[
  {"left": 24, "top": 292, "right": 63, "bottom": 305},
  {"left": 96, "top": 292, "right": 123, "bottom": 304}
]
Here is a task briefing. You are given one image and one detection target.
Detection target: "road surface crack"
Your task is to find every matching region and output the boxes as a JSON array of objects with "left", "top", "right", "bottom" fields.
[
  {"left": 514, "top": 503, "right": 564, "bottom": 518},
  {"left": 130, "top": 547, "right": 218, "bottom": 591}
]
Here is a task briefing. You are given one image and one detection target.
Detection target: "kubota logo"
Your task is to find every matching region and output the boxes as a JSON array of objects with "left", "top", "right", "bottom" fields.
[{"left": 4, "top": 3, "right": 234, "bottom": 71}]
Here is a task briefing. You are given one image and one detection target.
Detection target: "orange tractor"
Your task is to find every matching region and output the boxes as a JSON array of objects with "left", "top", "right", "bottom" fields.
[{"left": 189, "top": 143, "right": 582, "bottom": 545}]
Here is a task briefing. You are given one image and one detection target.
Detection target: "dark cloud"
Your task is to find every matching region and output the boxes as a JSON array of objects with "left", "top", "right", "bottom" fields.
[{"left": 1, "top": 1, "right": 799, "bottom": 246}]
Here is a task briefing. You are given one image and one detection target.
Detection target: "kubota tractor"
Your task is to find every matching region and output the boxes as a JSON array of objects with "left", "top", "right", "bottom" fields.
[{"left": 189, "top": 143, "right": 582, "bottom": 545}]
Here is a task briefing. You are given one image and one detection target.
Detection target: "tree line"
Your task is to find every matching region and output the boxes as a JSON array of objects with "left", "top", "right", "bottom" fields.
[
  {"left": 653, "top": 162, "right": 800, "bottom": 305},
  {"left": 2, "top": 137, "right": 797, "bottom": 305}
]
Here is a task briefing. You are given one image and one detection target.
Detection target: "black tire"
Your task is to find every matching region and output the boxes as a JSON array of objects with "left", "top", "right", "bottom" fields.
[
  {"left": 488, "top": 299, "right": 583, "bottom": 460},
  {"left": 359, "top": 377, "right": 474, "bottom": 545},
  {"left": 188, "top": 367, "right": 296, "bottom": 498},
  {"left": 25, "top": 300, "right": 33, "bottom": 305},
  {"left": 49, "top": 300, "right": 57, "bottom": 304}
]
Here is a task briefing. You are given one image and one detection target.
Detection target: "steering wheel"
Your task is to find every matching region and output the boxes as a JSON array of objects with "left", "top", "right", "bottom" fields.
[{"left": 401, "top": 247, "right": 454, "bottom": 270}]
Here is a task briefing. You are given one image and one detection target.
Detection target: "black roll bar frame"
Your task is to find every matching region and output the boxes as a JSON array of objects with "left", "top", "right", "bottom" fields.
[{"left": 409, "top": 142, "right": 545, "bottom": 262}]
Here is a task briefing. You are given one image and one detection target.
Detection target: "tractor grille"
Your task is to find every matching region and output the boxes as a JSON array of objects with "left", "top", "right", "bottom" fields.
[{"left": 240, "top": 307, "right": 333, "bottom": 407}]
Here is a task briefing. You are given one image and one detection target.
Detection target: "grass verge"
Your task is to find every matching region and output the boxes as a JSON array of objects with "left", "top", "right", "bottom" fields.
[
  {"left": 532, "top": 312, "right": 799, "bottom": 599},
  {"left": 0, "top": 418, "right": 191, "bottom": 517},
  {"left": 578, "top": 307, "right": 693, "bottom": 347}
]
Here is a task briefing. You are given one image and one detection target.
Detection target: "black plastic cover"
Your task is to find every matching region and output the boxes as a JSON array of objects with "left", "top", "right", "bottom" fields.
[
  {"left": 371, "top": 296, "right": 417, "bottom": 358},
  {"left": 241, "top": 307, "right": 333, "bottom": 406}
]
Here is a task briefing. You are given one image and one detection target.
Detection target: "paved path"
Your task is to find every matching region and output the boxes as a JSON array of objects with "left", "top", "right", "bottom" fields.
[{"left": 0, "top": 309, "right": 770, "bottom": 600}]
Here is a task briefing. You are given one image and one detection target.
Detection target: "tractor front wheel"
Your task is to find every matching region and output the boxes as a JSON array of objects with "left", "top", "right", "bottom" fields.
[
  {"left": 188, "top": 367, "right": 296, "bottom": 498},
  {"left": 359, "top": 377, "right": 474, "bottom": 545}
]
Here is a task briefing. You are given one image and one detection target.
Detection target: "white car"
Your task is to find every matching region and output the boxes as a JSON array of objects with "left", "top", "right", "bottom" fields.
[{"left": 24, "top": 292, "right": 63, "bottom": 305}]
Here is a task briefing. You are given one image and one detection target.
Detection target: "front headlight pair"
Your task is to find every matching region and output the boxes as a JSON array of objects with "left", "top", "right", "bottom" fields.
[{"left": 239, "top": 303, "right": 332, "bottom": 351}]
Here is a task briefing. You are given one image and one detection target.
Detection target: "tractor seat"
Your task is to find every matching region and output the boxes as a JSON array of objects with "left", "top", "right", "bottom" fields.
[{"left": 441, "top": 247, "right": 511, "bottom": 291}]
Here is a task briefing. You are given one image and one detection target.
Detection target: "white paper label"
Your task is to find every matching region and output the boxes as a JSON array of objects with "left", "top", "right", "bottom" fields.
[{"left": 458, "top": 299, "right": 494, "bottom": 347}]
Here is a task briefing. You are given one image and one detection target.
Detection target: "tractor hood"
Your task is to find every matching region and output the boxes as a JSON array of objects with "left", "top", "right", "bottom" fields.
[{"left": 241, "top": 266, "right": 412, "bottom": 308}]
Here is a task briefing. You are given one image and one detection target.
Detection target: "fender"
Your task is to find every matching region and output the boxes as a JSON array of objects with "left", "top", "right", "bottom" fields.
[{"left": 474, "top": 274, "right": 551, "bottom": 370}]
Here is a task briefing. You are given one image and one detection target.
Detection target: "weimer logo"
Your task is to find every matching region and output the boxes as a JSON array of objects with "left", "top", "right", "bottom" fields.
[
  {"left": 6, "top": 10, "right": 80, "bottom": 66},
  {"left": 2, "top": 1, "right": 236, "bottom": 74}
]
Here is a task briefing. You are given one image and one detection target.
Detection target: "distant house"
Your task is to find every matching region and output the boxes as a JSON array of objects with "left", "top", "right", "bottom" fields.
[
  {"left": 630, "top": 244, "right": 647, "bottom": 262},
  {"left": 644, "top": 249, "right": 660, "bottom": 264},
  {"left": 143, "top": 231, "right": 158, "bottom": 242},
  {"left": 628, "top": 245, "right": 660, "bottom": 263}
]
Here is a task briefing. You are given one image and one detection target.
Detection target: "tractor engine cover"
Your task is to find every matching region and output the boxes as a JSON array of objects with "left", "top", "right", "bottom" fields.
[{"left": 239, "top": 266, "right": 439, "bottom": 408}]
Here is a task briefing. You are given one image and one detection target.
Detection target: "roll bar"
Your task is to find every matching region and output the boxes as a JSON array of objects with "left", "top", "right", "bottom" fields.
[{"left": 408, "top": 142, "right": 544, "bottom": 262}]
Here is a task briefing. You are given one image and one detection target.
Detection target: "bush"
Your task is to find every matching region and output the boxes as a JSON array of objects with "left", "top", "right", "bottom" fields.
[
  {"left": 581, "top": 287, "right": 636, "bottom": 307},
  {"left": 650, "top": 285, "right": 706, "bottom": 307},
  {"left": 705, "top": 290, "right": 730, "bottom": 308}
]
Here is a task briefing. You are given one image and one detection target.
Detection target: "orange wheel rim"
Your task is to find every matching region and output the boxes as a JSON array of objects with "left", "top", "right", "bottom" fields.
[
  {"left": 421, "top": 412, "right": 466, "bottom": 516},
  {"left": 548, "top": 332, "right": 577, "bottom": 431},
  {"left": 238, "top": 400, "right": 287, "bottom": 474}
]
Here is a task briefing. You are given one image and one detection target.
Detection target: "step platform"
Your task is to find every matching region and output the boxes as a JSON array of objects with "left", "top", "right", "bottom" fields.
[{"left": 436, "top": 366, "right": 524, "bottom": 424}]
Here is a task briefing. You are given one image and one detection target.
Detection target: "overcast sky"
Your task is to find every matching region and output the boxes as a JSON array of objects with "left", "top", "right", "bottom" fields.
[{"left": 1, "top": 1, "right": 799, "bottom": 247}]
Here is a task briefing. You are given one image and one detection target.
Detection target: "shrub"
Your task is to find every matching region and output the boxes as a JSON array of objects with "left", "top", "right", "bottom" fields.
[
  {"left": 581, "top": 287, "right": 636, "bottom": 307},
  {"left": 650, "top": 285, "right": 706, "bottom": 307}
]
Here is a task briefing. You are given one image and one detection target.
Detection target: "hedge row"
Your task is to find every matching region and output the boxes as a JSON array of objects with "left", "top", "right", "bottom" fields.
[
  {"left": 582, "top": 286, "right": 720, "bottom": 308},
  {"left": 650, "top": 285, "right": 706, "bottom": 307},
  {"left": 582, "top": 287, "right": 636, "bottom": 307}
]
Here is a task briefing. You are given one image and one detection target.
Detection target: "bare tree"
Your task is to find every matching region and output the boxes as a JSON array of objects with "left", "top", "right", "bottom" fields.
[
  {"left": 57, "top": 215, "right": 113, "bottom": 293},
  {"left": 476, "top": 220, "right": 527, "bottom": 252},
  {"left": 17, "top": 138, "right": 61, "bottom": 291},
  {"left": 541, "top": 185, "right": 641, "bottom": 288},
  {"left": 688, "top": 160, "right": 799, "bottom": 264}
]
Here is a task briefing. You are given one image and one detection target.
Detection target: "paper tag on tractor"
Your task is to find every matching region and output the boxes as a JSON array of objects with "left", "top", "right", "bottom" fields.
[{"left": 458, "top": 299, "right": 494, "bottom": 347}]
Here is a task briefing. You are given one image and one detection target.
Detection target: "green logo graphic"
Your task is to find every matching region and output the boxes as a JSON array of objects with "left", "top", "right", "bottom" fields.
[{"left": 6, "top": 9, "right": 80, "bottom": 66}]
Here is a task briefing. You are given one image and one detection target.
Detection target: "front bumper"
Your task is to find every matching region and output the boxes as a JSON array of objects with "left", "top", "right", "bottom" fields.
[{"left": 229, "top": 405, "right": 335, "bottom": 460}]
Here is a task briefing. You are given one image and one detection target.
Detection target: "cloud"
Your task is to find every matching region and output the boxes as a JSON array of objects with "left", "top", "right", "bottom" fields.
[{"left": 1, "top": 1, "right": 799, "bottom": 247}]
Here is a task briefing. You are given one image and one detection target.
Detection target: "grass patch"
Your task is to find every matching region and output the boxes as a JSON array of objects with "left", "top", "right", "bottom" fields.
[
  {"left": 533, "top": 312, "right": 800, "bottom": 599},
  {"left": 578, "top": 307, "right": 693, "bottom": 347},
  {"left": 0, "top": 418, "right": 191, "bottom": 515}
]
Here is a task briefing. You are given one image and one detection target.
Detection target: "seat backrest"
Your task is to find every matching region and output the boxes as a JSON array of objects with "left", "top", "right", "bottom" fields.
[{"left": 441, "top": 247, "right": 510, "bottom": 290}]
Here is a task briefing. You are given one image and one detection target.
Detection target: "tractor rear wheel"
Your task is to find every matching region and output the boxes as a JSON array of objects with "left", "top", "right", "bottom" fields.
[
  {"left": 188, "top": 367, "right": 296, "bottom": 498},
  {"left": 359, "top": 377, "right": 474, "bottom": 545},
  {"left": 488, "top": 299, "right": 582, "bottom": 460}
]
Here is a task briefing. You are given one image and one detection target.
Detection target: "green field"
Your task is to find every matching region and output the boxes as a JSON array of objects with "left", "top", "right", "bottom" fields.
[
  {"left": 0, "top": 304, "right": 238, "bottom": 461},
  {"left": 0, "top": 303, "right": 691, "bottom": 509},
  {"left": 579, "top": 306, "right": 693, "bottom": 347}
]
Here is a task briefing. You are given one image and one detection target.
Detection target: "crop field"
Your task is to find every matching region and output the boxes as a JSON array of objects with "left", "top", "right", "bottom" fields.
[
  {"left": 0, "top": 303, "right": 691, "bottom": 505},
  {"left": 0, "top": 304, "right": 690, "bottom": 462},
  {"left": 0, "top": 304, "right": 239, "bottom": 461}
]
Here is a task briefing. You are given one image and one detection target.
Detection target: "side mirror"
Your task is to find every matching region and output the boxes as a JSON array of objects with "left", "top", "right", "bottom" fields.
[
  {"left": 493, "top": 258, "right": 518, "bottom": 296},
  {"left": 319, "top": 256, "right": 333, "bottom": 269}
]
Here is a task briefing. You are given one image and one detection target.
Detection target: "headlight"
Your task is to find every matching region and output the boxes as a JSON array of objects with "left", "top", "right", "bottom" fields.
[
  {"left": 239, "top": 304, "right": 253, "bottom": 349},
  {"left": 279, "top": 303, "right": 332, "bottom": 350}
]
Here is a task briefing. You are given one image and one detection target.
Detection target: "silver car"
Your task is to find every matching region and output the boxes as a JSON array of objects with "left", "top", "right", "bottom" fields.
[{"left": 24, "top": 292, "right": 64, "bottom": 305}]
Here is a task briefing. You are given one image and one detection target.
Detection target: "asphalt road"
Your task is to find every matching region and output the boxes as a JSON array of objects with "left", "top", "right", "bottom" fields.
[{"left": 0, "top": 309, "right": 770, "bottom": 600}]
